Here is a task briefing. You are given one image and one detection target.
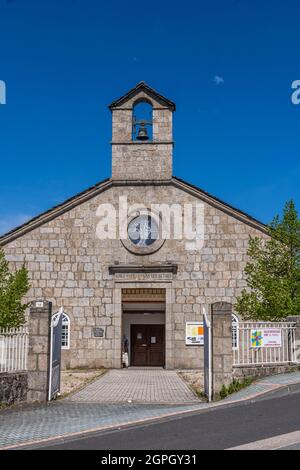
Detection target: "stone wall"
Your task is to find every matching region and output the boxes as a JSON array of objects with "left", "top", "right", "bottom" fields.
[
  {"left": 0, "top": 372, "right": 28, "bottom": 405},
  {"left": 233, "top": 364, "right": 300, "bottom": 380},
  {"left": 2, "top": 184, "right": 267, "bottom": 371},
  {"left": 112, "top": 143, "right": 172, "bottom": 181}
]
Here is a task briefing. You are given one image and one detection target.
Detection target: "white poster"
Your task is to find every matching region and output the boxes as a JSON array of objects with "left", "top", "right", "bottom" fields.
[
  {"left": 251, "top": 328, "right": 282, "bottom": 348},
  {"left": 186, "top": 322, "right": 204, "bottom": 345}
]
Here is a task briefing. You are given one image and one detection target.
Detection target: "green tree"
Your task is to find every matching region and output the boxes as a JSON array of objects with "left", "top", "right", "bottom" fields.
[
  {"left": 235, "top": 200, "right": 300, "bottom": 321},
  {"left": 0, "top": 247, "right": 30, "bottom": 328}
]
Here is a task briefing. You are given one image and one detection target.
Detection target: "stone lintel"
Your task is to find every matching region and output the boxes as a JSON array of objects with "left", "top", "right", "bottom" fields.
[{"left": 109, "top": 265, "right": 178, "bottom": 275}]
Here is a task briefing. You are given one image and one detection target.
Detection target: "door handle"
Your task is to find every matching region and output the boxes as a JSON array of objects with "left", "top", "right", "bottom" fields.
[{"left": 141, "top": 344, "right": 147, "bottom": 347}]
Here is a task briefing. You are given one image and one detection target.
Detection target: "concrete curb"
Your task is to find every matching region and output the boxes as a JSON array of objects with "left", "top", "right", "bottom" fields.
[{"left": 246, "top": 381, "right": 300, "bottom": 402}]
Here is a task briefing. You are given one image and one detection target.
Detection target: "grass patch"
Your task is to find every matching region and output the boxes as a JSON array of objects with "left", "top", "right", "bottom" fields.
[
  {"left": 190, "top": 385, "right": 206, "bottom": 400},
  {"left": 219, "top": 377, "right": 254, "bottom": 400},
  {"left": 59, "top": 368, "right": 107, "bottom": 399},
  {"left": 177, "top": 370, "right": 205, "bottom": 400}
]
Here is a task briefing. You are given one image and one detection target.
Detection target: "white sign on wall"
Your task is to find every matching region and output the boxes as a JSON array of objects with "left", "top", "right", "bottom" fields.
[{"left": 186, "top": 322, "right": 204, "bottom": 346}]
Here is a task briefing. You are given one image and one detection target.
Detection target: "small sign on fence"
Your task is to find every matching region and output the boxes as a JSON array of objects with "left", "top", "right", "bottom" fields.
[{"left": 251, "top": 328, "right": 282, "bottom": 348}]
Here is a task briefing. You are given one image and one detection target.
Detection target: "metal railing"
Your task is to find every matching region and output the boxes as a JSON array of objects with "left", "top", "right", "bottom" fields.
[
  {"left": 0, "top": 327, "right": 28, "bottom": 373},
  {"left": 233, "top": 322, "right": 297, "bottom": 367}
]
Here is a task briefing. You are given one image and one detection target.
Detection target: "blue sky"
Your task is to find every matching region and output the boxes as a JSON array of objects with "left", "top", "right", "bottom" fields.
[{"left": 0, "top": 0, "right": 300, "bottom": 235}]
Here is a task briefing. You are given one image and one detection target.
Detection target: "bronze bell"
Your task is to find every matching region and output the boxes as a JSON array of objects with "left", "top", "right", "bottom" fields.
[{"left": 136, "top": 123, "right": 149, "bottom": 141}]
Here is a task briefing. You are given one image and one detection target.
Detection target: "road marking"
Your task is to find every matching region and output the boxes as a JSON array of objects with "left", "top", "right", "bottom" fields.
[{"left": 228, "top": 430, "right": 300, "bottom": 450}]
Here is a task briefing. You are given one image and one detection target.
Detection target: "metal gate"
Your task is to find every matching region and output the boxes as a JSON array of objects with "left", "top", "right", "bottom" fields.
[
  {"left": 203, "top": 308, "right": 212, "bottom": 402},
  {"left": 48, "top": 307, "right": 63, "bottom": 401}
]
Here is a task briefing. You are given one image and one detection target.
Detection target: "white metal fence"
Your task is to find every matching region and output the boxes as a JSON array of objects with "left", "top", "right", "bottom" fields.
[
  {"left": 233, "top": 322, "right": 297, "bottom": 367},
  {"left": 0, "top": 327, "right": 28, "bottom": 373}
]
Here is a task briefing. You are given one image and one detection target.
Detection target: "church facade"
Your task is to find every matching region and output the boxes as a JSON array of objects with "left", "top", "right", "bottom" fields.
[{"left": 0, "top": 82, "right": 268, "bottom": 370}]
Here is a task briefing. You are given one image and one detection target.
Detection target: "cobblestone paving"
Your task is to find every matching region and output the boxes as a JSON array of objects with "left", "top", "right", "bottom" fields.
[
  {"left": 66, "top": 368, "right": 201, "bottom": 404},
  {"left": 1, "top": 371, "right": 300, "bottom": 449},
  {"left": 0, "top": 402, "right": 204, "bottom": 449}
]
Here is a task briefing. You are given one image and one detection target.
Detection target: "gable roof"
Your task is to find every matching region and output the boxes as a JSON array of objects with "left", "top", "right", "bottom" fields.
[
  {"left": 0, "top": 178, "right": 112, "bottom": 245},
  {"left": 109, "top": 81, "right": 176, "bottom": 111},
  {"left": 0, "top": 176, "right": 268, "bottom": 246},
  {"left": 172, "top": 177, "right": 268, "bottom": 234}
]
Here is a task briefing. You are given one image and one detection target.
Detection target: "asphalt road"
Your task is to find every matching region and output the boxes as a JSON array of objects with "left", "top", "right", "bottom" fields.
[{"left": 37, "top": 391, "right": 300, "bottom": 450}]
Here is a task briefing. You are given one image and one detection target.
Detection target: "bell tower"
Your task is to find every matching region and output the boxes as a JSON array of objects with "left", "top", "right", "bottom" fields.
[{"left": 109, "top": 82, "right": 175, "bottom": 181}]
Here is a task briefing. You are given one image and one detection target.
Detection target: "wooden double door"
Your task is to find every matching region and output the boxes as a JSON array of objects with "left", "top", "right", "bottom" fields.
[{"left": 131, "top": 324, "right": 165, "bottom": 367}]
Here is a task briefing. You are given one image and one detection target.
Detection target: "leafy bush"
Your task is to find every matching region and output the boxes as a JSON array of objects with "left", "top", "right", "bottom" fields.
[
  {"left": 235, "top": 200, "right": 300, "bottom": 321},
  {"left": 0, "top": 247, "right": 30, "bottom": 328}
]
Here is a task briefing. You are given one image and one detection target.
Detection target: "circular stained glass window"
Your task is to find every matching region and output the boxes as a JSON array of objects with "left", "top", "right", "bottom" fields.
[{"left": 128, "top": 215, "right": 159, "bottom": 247}]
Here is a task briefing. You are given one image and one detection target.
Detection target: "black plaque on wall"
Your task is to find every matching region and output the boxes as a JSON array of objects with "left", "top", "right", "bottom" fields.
[{"left": 93, "top": 328, "right": 104, "bottom": 338}]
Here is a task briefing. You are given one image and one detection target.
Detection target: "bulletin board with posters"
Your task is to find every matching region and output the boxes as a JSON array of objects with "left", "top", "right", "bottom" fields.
[{"left": 186, "top": 322, "right": 204, "bottom": 345}]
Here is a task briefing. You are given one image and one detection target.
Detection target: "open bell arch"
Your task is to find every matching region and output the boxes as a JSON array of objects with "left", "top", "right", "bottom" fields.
[{"left": 132, "top": 100, "right": 153, "bottom": 141}]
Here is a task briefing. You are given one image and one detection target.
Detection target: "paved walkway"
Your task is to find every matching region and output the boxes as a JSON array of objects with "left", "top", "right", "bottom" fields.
[
  {"left": 66, "top": 368, "right": 200, "bottom": 404},
  {"left": 1, "top": 371, "right": 300, "bottom": 449}
]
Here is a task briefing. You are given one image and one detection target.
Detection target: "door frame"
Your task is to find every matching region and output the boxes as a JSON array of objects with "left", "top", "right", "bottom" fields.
[
  {"left": 114, "top": 283, "right": 174, "bottom": 369},
  {"left": 130, "top": 324, "right": 165, "bottom": 367}
]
